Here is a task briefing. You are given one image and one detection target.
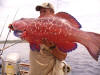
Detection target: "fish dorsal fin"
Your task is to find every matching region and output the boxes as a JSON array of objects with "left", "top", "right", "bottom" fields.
[{"left": 55, "top": 12, "right": 81, "bottom": 28}]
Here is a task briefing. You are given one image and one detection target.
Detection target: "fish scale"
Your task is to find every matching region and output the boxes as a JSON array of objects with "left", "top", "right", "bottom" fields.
[
  {"left": 12, "top": 17, "right": 76, "bottom": 52},
  {"left": 9, "top": 16, "right": 100, "bottom": 61},
  {"left": 19, "top": 17, "right": 76, "bottom": 52}
]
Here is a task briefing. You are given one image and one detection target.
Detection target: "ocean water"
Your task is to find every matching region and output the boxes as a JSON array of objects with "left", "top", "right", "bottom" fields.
[
  {"left": 0, "top": 43, "right": 100, "bottom": 75},
  {"left": 66, "top": 44, "right": 100, "bottom": 75}
]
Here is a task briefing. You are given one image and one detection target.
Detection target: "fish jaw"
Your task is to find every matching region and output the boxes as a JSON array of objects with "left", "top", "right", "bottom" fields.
[{"left": 9, "top": 19, "right": 27, "bottom": 38}]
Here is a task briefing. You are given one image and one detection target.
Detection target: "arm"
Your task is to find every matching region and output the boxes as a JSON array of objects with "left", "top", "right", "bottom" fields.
[{"left": 41, "top": 38, "right": 67, "bottom": 61}]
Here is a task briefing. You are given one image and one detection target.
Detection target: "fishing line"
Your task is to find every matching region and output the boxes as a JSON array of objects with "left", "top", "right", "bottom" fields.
[
  {"left": 1, "top": 40, "right": 23, "bottom": 51},
  {"left": 0, "top": 15, "right": 9, "bottom": 37},
  {"left": 0, "top": 40, "right": 23, "bottom": 55}
]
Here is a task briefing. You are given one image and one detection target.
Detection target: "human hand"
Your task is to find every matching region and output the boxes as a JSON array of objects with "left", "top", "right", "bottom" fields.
[
  {"left": 41, "top": 38, "right": 56, "bottom": 49},
  {"left": 41, "top": 38, "right": 67, "bottom": 61}
]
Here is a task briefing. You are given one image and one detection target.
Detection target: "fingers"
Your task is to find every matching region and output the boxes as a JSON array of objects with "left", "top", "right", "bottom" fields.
[
  {"left": 41, "top": 38, "right": 55, "bottom": 48},
  {"left": 41, "top": 38, "right": 67, "bottom": 60},
  {"left": 51, "top": 47, "right": 67, "bottom": 61}
]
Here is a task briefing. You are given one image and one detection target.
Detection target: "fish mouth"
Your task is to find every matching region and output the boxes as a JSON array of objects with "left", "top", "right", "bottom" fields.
[
  {"left": 9, "top": 24, "right": 26, "bottom": 37},
  {"left": 14, "top": 30, "right": 23, "bottom": 37}
]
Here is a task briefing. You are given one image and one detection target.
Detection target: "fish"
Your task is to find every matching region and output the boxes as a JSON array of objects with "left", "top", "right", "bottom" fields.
[{"left": 9, "top": 16, "right": 100, "bottom": 61}]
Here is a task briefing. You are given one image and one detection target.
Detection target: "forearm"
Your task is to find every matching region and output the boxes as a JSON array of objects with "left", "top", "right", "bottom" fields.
[{"left": 50, "top": 46, "right": 67, "bottom": 61}]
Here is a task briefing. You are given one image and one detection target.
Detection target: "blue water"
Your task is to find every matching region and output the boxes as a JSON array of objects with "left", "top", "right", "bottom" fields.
[{"left": 0, "top": 43, "right": 100, "bottom": 75}]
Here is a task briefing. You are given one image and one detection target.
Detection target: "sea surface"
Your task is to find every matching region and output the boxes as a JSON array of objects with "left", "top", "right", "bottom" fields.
[{"left": 0, "top": 43, "right": 100, "bottom": 75}]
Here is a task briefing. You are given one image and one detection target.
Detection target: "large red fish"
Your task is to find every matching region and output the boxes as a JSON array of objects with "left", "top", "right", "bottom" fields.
[{"left": 9, "top": 16, "right": 100, "bottom": 61}]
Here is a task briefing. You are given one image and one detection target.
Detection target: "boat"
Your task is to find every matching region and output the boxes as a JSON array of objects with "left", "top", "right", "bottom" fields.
[{"left": 1, "top": 53, "right": 29, "bottom": 75}]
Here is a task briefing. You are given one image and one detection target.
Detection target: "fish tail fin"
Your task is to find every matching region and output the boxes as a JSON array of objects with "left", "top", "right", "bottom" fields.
[{"left": 76, "top": 31, "right": 100, "bottom": 61}]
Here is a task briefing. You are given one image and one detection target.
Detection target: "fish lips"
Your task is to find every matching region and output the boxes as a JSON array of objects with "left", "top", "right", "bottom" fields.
[{"left": 14, "top": 30, "right": 24, "bottom": 37}]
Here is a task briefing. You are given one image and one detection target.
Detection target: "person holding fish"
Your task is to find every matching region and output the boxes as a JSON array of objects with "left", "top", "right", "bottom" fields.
[
  {"left": 28, "top": 2, "right": 82, "bottom": 75},
  {"left": 29, "top": 3, "right": 70, "bottom": 75},
  {"left": 9, "top": 2, "right": 100, "bottom": 75}
]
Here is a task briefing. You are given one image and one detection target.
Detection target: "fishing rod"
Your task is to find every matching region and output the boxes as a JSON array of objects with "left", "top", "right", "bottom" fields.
[
  {"left": 0, "top": 15, "right": 9, "bottom": 37},
  {"left": 0, "top": 9, "right": 19, "bottom": 55},
  {"left": 3, "top": 9, "right": 19, "bottom": 48},
  {"left": 2, "top": 29, "right": 11, "bottom": 49}
]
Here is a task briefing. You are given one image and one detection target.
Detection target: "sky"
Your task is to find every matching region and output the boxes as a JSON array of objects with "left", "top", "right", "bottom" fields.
[{"left": 0, "top": 0, "right": 100, "bottom": 41}]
